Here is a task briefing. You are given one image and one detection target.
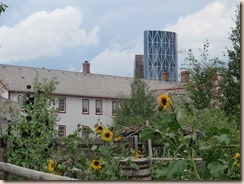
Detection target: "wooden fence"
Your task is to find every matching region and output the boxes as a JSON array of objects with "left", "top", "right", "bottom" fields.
[
  {"left": 0, "top": 134, "right": 236, "bottom": 180},
  {"left": 0, "top": 162, "right": 77, "bottom": 180},
  {"left": 0, "top": 158, "right": 204, "bottom": 181}
]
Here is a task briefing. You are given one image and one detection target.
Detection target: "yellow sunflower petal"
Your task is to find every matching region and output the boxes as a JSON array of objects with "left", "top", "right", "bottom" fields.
[
  {"left": 90, "top": 160, "right": 102, "bottom": 170},
  {"left": 158, "top": 93, "right": 171, "bottom": 110},
  {"left": 95, "top": 125, "right": 106, "bottom": 133},
  {"left": 102, "top": 130, "right": 113, "bottom": 142},
  {"left": 48, "top": 160, "right": 55, "bottom": 172}
]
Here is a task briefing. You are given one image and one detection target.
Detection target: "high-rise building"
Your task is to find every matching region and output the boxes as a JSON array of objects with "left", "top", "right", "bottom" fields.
[
  {"left": 134, "top": 54, "right": 144, "bottom": 78},
  {"left": 144, "top": 30, "right": 178, "bottom": 81}
]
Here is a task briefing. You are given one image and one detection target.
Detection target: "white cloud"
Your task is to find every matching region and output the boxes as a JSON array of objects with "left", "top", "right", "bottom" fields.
[
  {"left": 88, "top": 39, "right": 143, "bottom": 77},
  {"left": 0, "top": 6, "right": 100, "bottom": 63},
  {"left": 87, "top": 0, "right": 238, "bottom": 77},
  {"left": 164, "top": 0, "right": 237, "bottom": 66}
]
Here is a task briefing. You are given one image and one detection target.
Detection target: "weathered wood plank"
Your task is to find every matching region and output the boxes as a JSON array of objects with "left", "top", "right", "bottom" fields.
[{"left": 0, "top": 162, "right": 77, "bottom": 180}]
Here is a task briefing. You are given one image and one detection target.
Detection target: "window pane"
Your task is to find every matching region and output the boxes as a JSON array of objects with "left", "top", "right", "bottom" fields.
[
  {"left": 112, "top": 101, "right": 118, "bottom": 116},
  {"left": 59, "top": 98, "right": 66, "bottom": 112},
  {"left": 17, "top": 95, "right": 24, "bottom": 108},
  {"left": 58, "top": 125, "right": 66, "bottom": 137},
  {"left": 96, "top": 100, "right": 102, "bottom": 114},
  {"left": 82, "top": 99, "right": 89, "bottom": 114}
]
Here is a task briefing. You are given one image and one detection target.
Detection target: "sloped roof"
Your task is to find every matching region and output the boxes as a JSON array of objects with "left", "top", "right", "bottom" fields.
[{"left": 0, "top": 64, "right": 183, "bottom": 99}]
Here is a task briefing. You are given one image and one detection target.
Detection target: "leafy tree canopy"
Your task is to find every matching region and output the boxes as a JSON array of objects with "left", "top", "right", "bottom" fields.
[{"left": 0, "top": 2, "right": 7, "bottom": 15}]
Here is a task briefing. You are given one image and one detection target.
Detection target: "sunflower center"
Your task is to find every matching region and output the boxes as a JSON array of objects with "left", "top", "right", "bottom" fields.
[
  {"left": 94, "top": 161, "right": 99, "bottom": 166},
  {"left": 105, "top": 133, "right": 110, "bottom": 138},
  {"left": 51, "top": 164, "right": 54, "bottom": 168},
  {"left": 98, "top": 126, "right": 103, "bottom": 130},
  {"left": 162, "top": 98, "right": 167, "bottom": 105}
]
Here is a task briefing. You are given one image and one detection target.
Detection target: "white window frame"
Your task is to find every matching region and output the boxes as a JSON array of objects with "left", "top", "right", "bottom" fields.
[
  {"left": 59, "top": 97, "right": 66, "bottom": 113},
  {"left": 112, "top": 101, "right": 118, "bottom": 116},
  {"left": 82, "top": 99, "right": 89, "bottom": 114},
  {"left": 17, "top": 94, "right": 24, "bottom": 109},
  {"left": 58, "top": 125, "right": 66, "bottom": 137},
  {"left": 95, "top": 100, "right": 102, "bottom": 115}
]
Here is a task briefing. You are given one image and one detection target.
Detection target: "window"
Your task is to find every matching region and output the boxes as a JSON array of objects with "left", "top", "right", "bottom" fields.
[
  {"left": 82, "top": 99, "right": 89, "bottom": 114},
  {"left": 112, "top": 101, "right": 118, "bottom": 116},
  {"left": 17, "top": 95, "right": 24, "bottom": 108},
  {"left": 96, "top": 100, "right": 102, "bottom": 115},
  {"left": 58, "top": 125, "right": 66, "bottom": 137},
  {"left": 59, "top": 97, "right": 66, "bottom": 113}
]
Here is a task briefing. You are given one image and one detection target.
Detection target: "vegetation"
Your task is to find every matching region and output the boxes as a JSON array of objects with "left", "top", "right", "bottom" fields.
[
  {"left": 180, "top": 41, "right": 222, "bottom": 111},
  {"left": 50, "top": 123, "right": 136, "bottom": 180},
  {"left": 6, "top": 78, "right": 59, "bottom": 179},
  {"left": 0, "top": 4, "right": 240, "bottom": 181},
  {"left": 140, "top": 5, "right": 240, "bottom": 180},
  {"left": 140, "top": 93, "right": 240, "bottom": 180},
  {"left": 218, "top": 5, "right": 240, "bottom": 123},
  {"left": 0, "top": 2, "right": 7, "bottom": 15},
  {"left": 113, "top": 77, "right": 157, "bottom": 129}
]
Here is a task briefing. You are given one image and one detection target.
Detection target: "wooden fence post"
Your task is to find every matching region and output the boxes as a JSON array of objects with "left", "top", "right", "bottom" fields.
[
  {"left": 133, "top": 135, "right": 138, "bottom": 150},
  {"left": 0, "top": 139, "right": 9, "bottom": 180},
  {"left": 146, "top": 119, "right": 153, "bottom": 158}
]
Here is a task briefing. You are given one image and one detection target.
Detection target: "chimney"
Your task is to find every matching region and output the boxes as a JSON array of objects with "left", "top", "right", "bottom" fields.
[
  {"left": 83, "top": 61, "right": 90, "bottom": 74},
  {"left": 181, "top": 70, "right": 190, "bottom": 83},
  {"left": 162, "top": 71, "right": 169, "bottom": 82}
]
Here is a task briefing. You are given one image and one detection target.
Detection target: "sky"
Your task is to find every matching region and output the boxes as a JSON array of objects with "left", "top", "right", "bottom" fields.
[{"left": 0, "top": 0, "right": 240, "bottom": 78}]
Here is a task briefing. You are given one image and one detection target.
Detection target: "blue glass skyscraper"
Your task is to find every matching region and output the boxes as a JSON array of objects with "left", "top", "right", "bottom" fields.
[{"left": 144, "top": 30, "right": 178, "bottom": 81}]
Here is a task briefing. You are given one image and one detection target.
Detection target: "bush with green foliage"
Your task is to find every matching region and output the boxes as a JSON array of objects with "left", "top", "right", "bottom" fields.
[
  {"left": 6, "top": 78, "right": 59, "bottom": 177},
  {"left": 113, "top": 77, "right": 157, "bottom": 129},
  {"left": 140, "top": 93, "right": 240, "bottom": 180},
  {"left": 218, "top": 5, "right": 240, "bottom": 123}
]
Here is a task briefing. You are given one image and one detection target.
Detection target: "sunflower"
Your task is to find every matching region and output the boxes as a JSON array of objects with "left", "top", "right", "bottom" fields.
[
  {"left": 48, "top": 159, "right": 55, "bottom": 172},
  {"left": 134, "top": 150, "right": 141, "bottom": 159},
  {"left": 114, "top": 135, "right": 122, "bottom": 142},
  {"left": 233, "top": 153, "right": 240, "bottom": 160},
  {"left": 158, "top": 93, "right": 171, "bottom": 110},
  {"left": 90, "top": 160, "right": 102, "bottom": 170},
  {"left": 95, "top": 125, "right": 106, "bottom": 133},
  {"left": 102, "top": 130, "right": 114, "bottom": 142}
]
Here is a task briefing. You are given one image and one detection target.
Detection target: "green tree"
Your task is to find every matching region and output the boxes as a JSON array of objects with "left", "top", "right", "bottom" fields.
[
  {"left": 181, "top": 41, "right": 223, "bottom": 111},
  {"left": 0, "top": 2, "right": 7, "bottom": 15},
  {"left": 113, "top": 78, "right": 157, "bottom": 129},
  {"left": 6, "top": 78, "right": 59, "bottom": 177},
  {"left": 218, "top": 5, "right": 240, "bottom": 123}
]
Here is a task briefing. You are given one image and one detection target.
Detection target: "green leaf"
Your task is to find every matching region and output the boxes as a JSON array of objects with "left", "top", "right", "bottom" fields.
[
  {"left": 91, "top": 145, "right": 97, "bottom": 151},
  {"left": 139, "top": 127, "right": 154, "bottom": 141},
  {"left": 209, "top": 126, "right": 219, "bottom": 134},
  {"left": 207, "top": 163, "right": 228, "bottom": 177},
  {"left": 219, "top": 128, "right": 230, "bottom": 134},
  {"left": 163, "top": 159, "right": 188, "bottom": 179},
  {"left": 154, "top": 169, "right": 167, "bottom": 180},
  {"left": 129, "top": 162, "right": 139, "bottom": 170},
  {"left": 168, "top": 121, "right": 182, "bottom": 132},
  {"left": 198, "top": 145, "right": 212, "bottom": 151},
  {"left": 162, "top": 113, "right": 177, "bottom": 124},
  {"left": 214, "top": 134, "right": 230, "bottom": 145},
  {"left": 98, "top": 145, "right": 110, "bottom": 156}
]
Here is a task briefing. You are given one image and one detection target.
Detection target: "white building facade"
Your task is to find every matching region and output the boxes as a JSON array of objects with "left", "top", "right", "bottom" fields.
[{"left": 0, "top": 62, "right": 187, "bottom": 136}]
